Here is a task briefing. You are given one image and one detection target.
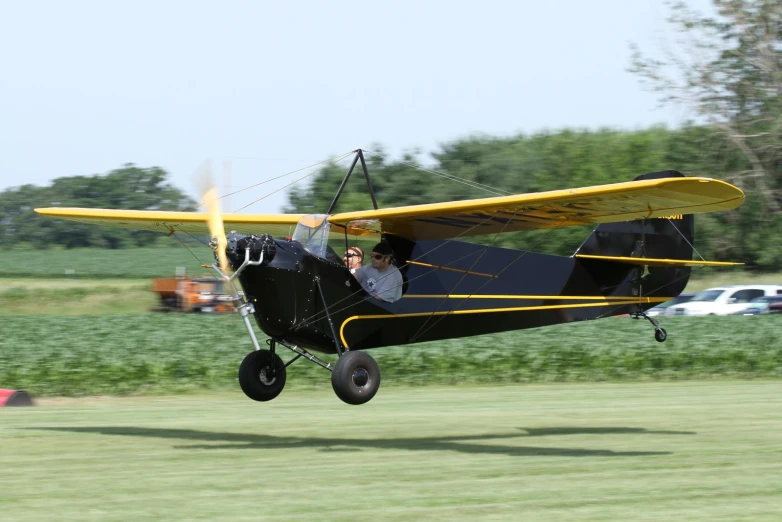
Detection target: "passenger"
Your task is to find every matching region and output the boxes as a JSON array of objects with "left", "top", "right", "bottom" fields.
[
  {"left": 353, "top": 242, "right": 403, "bottom": 303},
  {"left": 343, "top": 246, "right": 364, "bottom": 274}
]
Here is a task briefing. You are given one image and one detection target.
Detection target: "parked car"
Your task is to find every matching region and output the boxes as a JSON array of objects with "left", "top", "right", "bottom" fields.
[
  {"left": 668, "top": 285, "right": 782, "bottom": 316},
  {"left": 647, "top": 293, "right": 695, "bottom": 317},
  {"left": 730, "top": 295, "right": 782, "bottom": 315}
]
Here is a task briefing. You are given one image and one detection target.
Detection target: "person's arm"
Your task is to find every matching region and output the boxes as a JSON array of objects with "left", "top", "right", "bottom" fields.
[{"left": 390, "top": 269, "right": 403, "bottom": 302}]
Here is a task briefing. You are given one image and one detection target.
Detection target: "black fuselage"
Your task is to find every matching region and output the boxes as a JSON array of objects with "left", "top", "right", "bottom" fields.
[{"left": 231, "top": 231, "right": 688, "bottom": 354}]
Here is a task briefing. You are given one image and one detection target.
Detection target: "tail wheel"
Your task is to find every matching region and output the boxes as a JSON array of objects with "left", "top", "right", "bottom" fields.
[
  {"left": 331, "top": 351, "right": 381, "bottom": 405},
  {"left": 239, "top": 350, "right": 287, "bottom": 402},
  {"left": 655, "top": 328, "right": 667, "bottom": 343}
]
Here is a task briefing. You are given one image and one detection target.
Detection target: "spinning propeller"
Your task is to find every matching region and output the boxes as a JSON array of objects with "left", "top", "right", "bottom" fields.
[{"left": 197, "top": 163, "right": 229, "bottom": 274}]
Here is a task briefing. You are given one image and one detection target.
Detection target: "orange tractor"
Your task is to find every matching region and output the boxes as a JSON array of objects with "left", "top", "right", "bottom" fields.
[{"left": 151, "top": 276, "right": 235, "bottom": 313}]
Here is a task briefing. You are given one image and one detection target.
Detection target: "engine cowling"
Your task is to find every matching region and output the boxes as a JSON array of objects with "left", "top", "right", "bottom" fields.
[{"left": 225, "top": 232, "right": 276, "bottom": 267}]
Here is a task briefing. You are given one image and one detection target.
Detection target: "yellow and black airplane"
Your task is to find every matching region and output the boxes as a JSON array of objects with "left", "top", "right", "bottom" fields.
[{"left": 36, "top": 151, "right": 744, "bottom": 405}]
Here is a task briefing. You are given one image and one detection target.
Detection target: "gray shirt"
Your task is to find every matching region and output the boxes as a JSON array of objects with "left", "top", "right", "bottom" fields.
[{"left": 355, "top": 264, "right": 403, "bottom": 303}]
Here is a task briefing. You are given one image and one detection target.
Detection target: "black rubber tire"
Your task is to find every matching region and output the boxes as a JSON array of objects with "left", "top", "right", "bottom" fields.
[
  {"left": 655, "top": 328, "right": 667, "bottom": 343},
  {"left": 331, "top": 351, "right": 381, "bottom": 405},
  {"left": 238, "top": 350, "right": 287, "bottom": 402}
]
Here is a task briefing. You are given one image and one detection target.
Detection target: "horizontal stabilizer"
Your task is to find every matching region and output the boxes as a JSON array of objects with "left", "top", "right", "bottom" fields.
[{"left": 575, "top": 254, "right": 743, "bottom": 267}]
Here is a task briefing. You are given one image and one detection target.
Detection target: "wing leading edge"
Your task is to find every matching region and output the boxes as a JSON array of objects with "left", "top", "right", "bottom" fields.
[
  {"left": 33, "top": 208, "right": 304, "bottom": 237},
  {"left": 328, "top": 177, "right": 744, "bottom": 240}
]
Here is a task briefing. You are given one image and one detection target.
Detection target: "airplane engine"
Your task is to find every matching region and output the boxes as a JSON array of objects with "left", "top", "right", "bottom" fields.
[{"left": 225, "top": 232, "right": 276, "bottom": 267}]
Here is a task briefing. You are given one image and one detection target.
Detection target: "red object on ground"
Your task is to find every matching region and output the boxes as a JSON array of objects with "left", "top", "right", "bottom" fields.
[{"left": 0, "top": 389, "right": 33, "bottom": 407}]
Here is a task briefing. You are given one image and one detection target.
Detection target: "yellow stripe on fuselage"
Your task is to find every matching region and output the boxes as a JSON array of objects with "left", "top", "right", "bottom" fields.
[
  {"left": 402, "top": 294, "right": 672, "bottom": 301},
  {"left": 338, "top": 297, "right": 669, "bottom": 348}
]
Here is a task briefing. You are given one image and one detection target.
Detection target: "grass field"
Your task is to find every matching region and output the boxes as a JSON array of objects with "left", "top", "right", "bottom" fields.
[
  {"left": 1, "top": 382, "right": 781, "bottom": 521},
  {"left": 0, "top": 279, "right": 155, "bottom": 315},
  {"left": 1, "top": 253, "right": 780, "bottom": 520}
]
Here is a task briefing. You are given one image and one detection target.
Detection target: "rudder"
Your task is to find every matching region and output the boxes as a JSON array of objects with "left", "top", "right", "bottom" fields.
[{"left": 574, "top": 170, "right": 694, "bottom": 301}]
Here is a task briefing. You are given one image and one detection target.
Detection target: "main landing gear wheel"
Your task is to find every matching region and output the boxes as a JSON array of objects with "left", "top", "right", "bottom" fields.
[
  {"left": 239, "top": 350, "right": 287, "bottom": 402},
  {"left": 331, "top": 350, "right": 381, "bottom": 405},
  {"left": 655, "top": 328, "right": 668, "bottom": 343}
]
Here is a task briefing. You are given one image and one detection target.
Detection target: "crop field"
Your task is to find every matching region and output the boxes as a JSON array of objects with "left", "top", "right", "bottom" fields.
[
  {"left": 0, "top": 246, "right": 213, "bottom": 279},
  {"left": 1, "top": 313, "right": 781, "bottom": 396},
  {"left": 2, "top": 382, "right": 781, "bottom": 521}
]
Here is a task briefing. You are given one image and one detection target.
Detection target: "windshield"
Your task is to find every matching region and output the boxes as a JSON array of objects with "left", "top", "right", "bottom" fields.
[
  {"left": 292, "top": 215, "right": 384, "bottom": 266},
  {"left": 292, "top": 215, "right": 332, "bottom": 260},
  {"left": 690, "top": 289, "right": 724, "bottom": 302}
]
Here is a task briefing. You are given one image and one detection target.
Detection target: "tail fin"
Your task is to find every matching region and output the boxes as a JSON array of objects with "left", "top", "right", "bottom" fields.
[{"left": 574, "top": 170, "right": 694, "bottom": 301}]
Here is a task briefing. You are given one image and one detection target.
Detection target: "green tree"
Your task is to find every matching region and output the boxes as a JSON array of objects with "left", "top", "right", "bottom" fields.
[
  {"left": 0, "top": 164, "right": 195, "bottom": 249},
  {"left": 630, "top": 0, "right": 782, "bottom": 268}
]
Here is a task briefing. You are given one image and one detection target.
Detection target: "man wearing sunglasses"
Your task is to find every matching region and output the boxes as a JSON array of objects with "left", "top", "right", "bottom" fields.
[
  {"left": 352, "top": 242, "right": 403, "bottom": 303},
  {"left": 343, "top": 246, "right": 364, "bottom": 273}
]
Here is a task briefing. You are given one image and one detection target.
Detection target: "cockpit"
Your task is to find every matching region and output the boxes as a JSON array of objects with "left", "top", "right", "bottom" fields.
[{"left": 291, "top": 214, "right": 382, "bottom": 266}]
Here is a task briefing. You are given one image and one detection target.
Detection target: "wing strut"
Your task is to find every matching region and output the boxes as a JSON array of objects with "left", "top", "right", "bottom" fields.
[{"left": 326, "top": 149, "right": 379, "bottom": 214}]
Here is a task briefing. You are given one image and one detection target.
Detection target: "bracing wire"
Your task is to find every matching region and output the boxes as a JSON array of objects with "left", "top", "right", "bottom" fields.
[
  {"left": 171, "top": 230, "right": 216, "bottom": 279},
  {"left": 233, "top": 168, "right": 328, "bottom": 213},
  {"left": 395, "top": 160, "right": 512, "bottom": 197},
  {"left": 592, "top": 217, "right": 706, "bottom": 320},
  {"left": 410, "top": 218, "right": 568, "bottom": 342},
  {"left": 291, "top": 214, "right": 505, "bottom": 331},
  {"left": 408, "top": 211, "right": 520, "bottom": 342},
  {"left": 360, "top": 148, "right": 513, "bottom": 197},
  {"left": 195, "top": 150, "right": 356, "bottom": 211}
]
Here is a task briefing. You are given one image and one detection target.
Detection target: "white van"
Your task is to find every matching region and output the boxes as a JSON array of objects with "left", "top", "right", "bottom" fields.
[{"left": 668, "top": 285, "right": 782, "bottom": 316}]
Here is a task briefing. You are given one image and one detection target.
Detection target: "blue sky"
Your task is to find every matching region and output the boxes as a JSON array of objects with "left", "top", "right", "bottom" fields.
[{"left": 0, "top": 0, "right": 714, "bottom": 212}]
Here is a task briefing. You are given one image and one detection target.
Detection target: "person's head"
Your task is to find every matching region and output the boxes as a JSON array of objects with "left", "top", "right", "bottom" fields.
[
  {"left": 343, "top": 246, "right": 364, "bottom": 269},
  {"left": 370, "top": 242, "right": 394, "bottom": 271}
]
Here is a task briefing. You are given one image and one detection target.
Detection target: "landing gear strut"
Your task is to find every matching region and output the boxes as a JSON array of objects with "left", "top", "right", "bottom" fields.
[
  {"left": 239, "top": 340, "right": 381, "bottom": 405},
  {"left": 215, "top": 253, "right": 382, "bottom": 405},
  {"left": 631, "top": 311, "right": 667, "bottom": 343}
]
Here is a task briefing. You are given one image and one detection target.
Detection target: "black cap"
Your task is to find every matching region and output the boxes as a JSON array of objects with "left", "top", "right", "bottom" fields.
[{"left": 371, "top": 242, "right": 393, "bottom": 256}]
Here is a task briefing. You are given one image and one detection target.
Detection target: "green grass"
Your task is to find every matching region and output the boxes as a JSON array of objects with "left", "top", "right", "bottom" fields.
[
  {"left": 0, "top": 279, "right": 156, "bottom": 315},
  {"left": 2, "top": 382, "right": 781, "bottom": 521},
  {"left": 2, "top": 314, "right": 781, "bottom": 396}
]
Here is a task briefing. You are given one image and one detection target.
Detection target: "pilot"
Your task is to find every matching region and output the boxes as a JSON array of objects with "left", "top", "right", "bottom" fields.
[
  {"left": 343, "top": 246, "right": 364, "bottom": 273},
  {"left": 352, "top": 242, "right": 403, "bottom": 303}
]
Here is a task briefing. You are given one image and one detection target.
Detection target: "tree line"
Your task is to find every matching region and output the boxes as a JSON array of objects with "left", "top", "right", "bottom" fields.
[
  {"left": 0, "top": 165, "right": 195, "bottom": 249},
  {"left": 1, "top": 1, "right": 778, "bottom": 268},
  {"left": 287, "top": 126, "right": 779, "bottom": 269},
  {"left": 1, "top": 124, "right": 776, "bottom": 268}
]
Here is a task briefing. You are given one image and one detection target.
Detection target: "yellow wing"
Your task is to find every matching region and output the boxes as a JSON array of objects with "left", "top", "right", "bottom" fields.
[
  {"left": 328, "top": 177, "right": 744, "bottom": 240},
  {"left": 33, "top": 208, "right": 304, "bottom": 237}
]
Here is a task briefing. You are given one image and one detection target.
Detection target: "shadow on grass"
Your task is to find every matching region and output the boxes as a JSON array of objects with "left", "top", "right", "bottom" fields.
[
  {"left": 519, "top": 427, "right": 696, "bottom": 436},
  {"left": 26, "top": 426, "right": 691, "bottom": 457}
]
